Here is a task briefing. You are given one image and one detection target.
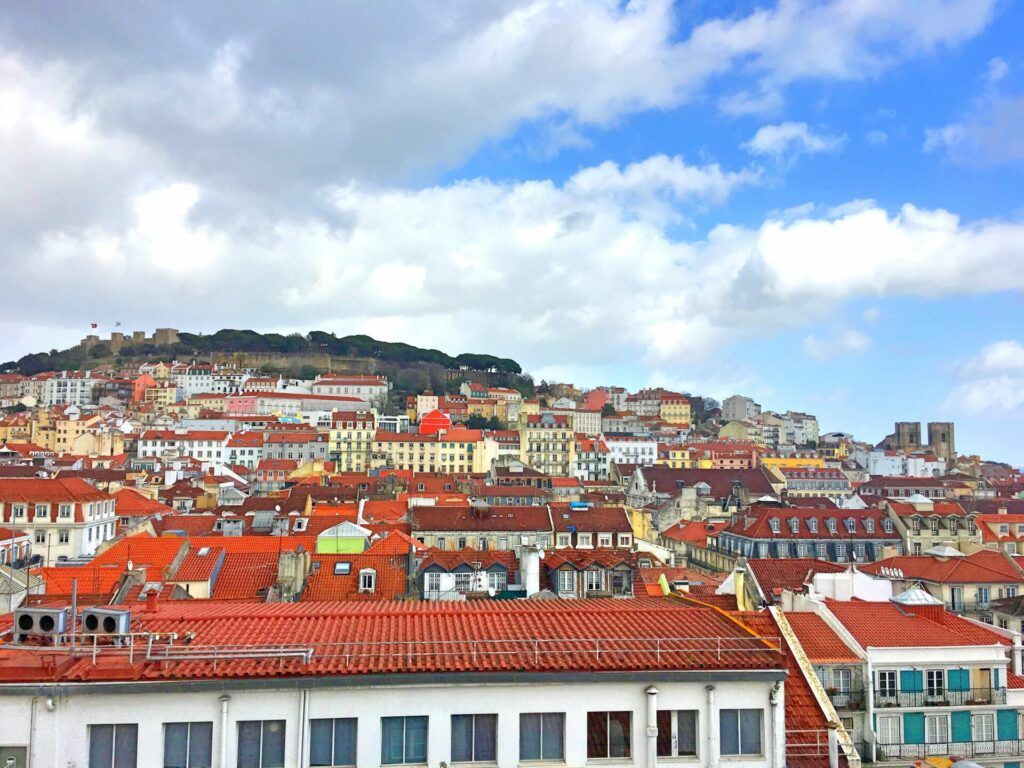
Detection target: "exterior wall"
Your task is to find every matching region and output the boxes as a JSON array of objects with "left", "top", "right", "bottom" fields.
[{"left": 0, "top": 677, "right": 784, "bottom": 768}]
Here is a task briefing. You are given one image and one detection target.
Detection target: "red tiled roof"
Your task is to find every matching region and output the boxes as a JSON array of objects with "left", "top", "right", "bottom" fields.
[
  {"left": 748, "top": 559, "right": 847, "bottom": 596},
  {"left": 173, "top": 547, "right": 226, "bottom": 582},
  {"left": 364, "top": 530, "right": 426, "bottom": 555},
  {"left": 210, "top": 551, "right": 278, "bottom": 601},
  {"left": 785, "top": 612, "right": 861, "bottom": 663},
  {"left": 412, "top": 505, "right": 551, "bottom": 532},
  {"left": 303, "top": 554, "right": 408, "bottom": 601},
  {"left": 0, "top": 599, "right": 784, "bottom": 683},
  {"left": 859, "top": 549, "right": 1024, "bottom": 584},
  {"left": 826, "top": 600, "right": 1011, "bottom": 648},
  {"left": 885, "top": 500, "right": 968, "bottom": 518}
]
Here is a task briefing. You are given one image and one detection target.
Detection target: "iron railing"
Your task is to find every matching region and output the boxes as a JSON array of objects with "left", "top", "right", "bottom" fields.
[
  {"left": 787, "top": 729, "right": 832, "bottom": 759},
  {"left": 827, "top": 688, "right": 866, "bottom": 710},
  {"left": 946, "top": 601, "right": 993, "bottom": 613},
  {"left": 873, "top": 687, "right": 1006, "bottom": 708},
  {"left": 878, "top": 739, "right": 1024, "bottom": 760}
]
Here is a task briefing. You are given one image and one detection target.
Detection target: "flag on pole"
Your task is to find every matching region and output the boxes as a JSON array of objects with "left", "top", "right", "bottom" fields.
[
  {"left": 91, "top": 323, "right": 98, "bottom": 329},
  {"left": 115, "top": 321, "right": 122, "bottom": 327}
]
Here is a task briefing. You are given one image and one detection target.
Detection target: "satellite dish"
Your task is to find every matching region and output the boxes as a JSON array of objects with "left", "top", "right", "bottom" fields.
[{"left": 488, "top": 586, "right": 496, "bottom": 597}]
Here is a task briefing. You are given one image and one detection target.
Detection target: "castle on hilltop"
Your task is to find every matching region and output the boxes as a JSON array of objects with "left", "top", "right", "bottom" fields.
[{"left": 79, "top": 327, "right": 179, "bottom": 354}]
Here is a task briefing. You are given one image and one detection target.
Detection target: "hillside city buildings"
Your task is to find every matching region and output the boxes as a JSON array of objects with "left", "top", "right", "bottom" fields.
[{"left": 0, "top": 345, "right": 1022, "bottom": 767}]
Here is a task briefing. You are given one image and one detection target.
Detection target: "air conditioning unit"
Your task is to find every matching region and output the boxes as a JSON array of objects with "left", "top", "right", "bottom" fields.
[
  {"left": 14, "top": 607, "right": 68, "bottom": 638},
  {"left": 81, "top": 608, "right": 131, "bottom": 636}
]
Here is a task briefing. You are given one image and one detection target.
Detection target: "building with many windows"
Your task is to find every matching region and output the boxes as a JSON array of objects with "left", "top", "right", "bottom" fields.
[
  {"left": 0, "top": 478, "right": 117, "bottom": 566},
  {"left": 0, "top": 599, "right": 791, "bottom": 768}
]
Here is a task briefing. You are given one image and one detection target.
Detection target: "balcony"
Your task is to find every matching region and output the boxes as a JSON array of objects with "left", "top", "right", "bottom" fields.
[
  {"left": 827, "top": 688, "right": 866, "bottom": 710},
  {"left": 873, "top": 687, "right": 1006, "bottom": 708},
  {"left": 946, "top": 601, "right": 992, "bottom": 614},
  {"left": 878, "top": 739, "right": 1024, "bottom": 761}
]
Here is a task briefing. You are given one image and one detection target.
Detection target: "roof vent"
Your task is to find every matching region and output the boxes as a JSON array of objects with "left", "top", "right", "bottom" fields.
[
  {"left": 334, "top": 562, "right": 351, "bottom": 575},
  {"left": 14, "top": 607, "right": 68, "bottom": 640},
  {"left": 196, "top": 547, "right": 210, "bottom": 557}
]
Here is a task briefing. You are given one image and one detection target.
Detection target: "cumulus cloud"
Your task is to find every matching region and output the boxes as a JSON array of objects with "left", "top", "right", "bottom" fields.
[
  {"left": 946, "top": 341, "right": 1024, "bottom": 418},
  {"left": 743, "top": 122, "right": 846, "bottom": 159},
  {"left": 865, "top": 129, "right": 889, "bottom": 146},
  {"left": 803, "top": 330, "right": 871, "bottom": 362},
  {"left": 924, "top": 123, "right": 967, "bottom": 153}
]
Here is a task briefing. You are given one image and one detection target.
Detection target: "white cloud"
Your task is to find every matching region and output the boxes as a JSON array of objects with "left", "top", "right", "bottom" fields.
[
  {"left": 862, "top": 307, "right": 882, "bottom": 323},
  {"left": 962, "top": 340, "right": 1024, "bottom": 374},
  {"left": 865, "top": 129, "right": 889, "bottom": 146},
  {"left": 945, "top": 341, "right": 1024, "bottom": 418},
  {"left": 803, "top": 330, "right": 871, "bottom": 362},
  {"left": 948, "top": 377, "right": 1024, "bottom": 416},
  {"left": 924, "top": 123, "right": 966, "bottom": 153},
  {"left": 985, "top": 57, "right": 1009, "bottom": 85},
  {"left": 743, "top": 122, "right": 845, "bottom": 159}
]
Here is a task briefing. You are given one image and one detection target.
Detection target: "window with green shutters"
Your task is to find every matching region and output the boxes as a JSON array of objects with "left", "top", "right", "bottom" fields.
[
  {"left": 998, "top": 709, "right": 1019, "bottom": 740},
  {"left": 951, "top": 711, "right": 972, "bottom": 743},
  {"left": 900, "top": 670, "right": 923, "bottom": 692},
  {"left": 948, "top": 669, "right": 970, "bottom": 692},
  {"left": 903, "top": 713, "right": 925, "bottom": 745}
]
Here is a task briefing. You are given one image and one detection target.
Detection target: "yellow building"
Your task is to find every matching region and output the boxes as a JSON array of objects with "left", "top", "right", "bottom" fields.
[
  {"left": 185, "top": 393, "right": 227, "bottom": 417},
  {"left": 659, "top": 397, "right": 692, "bottom": 426},
  {"left": 0, "top": 414, "right": 33, "bottom": 443},
  {"left": 719, "top": 420, "right": 765, "bottom": 445},
  {"left": 760, "top": 453, "right": 825, "bottom": 472},
  {"left": 144, "top": 383, "right": 179, "bottom": 408},
  {"left": 466, "top": 398, "right": 508, "bottom": 421},
  {"left": 35, "top": 414, "right": 124, "bottom": 456},
  {"left": 520, "top": 398, "right": 541, "bottom": 417},
  {"left": 519, "top": 413, "right": 575, "bottom": 476},
  {"left": 329, "top": 411, "right": 376, "bottom": 472},
  {"left": 371, "top": 428, "right": 498, "bottom": 474}
]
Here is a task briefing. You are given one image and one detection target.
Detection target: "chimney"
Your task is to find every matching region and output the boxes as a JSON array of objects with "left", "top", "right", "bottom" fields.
[
  {"left": 520, "top": 546, "right": 541, "bottom": 597},
  {"left": 144, "top": 590, "right": 158, "bottom": 613}
]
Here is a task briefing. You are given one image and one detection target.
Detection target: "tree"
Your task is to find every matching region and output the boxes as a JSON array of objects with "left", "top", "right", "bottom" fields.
[
  {"left": 601, "top": 403, "right": 617, "bottom": 416},
  {"left": 298, "top": 364, "right": 320, "bottom": 380},
  {"left": 465, "top": 415, "right": 506, "bottom": 430}
]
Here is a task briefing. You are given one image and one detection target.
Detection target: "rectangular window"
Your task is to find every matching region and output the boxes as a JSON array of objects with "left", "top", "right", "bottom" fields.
[
  {"left": 556, "top": 534, "right": 571, "bottom": 547},
  {"left": 972, "top": 713, "right": 995, "bottom": 743},
  {"left": 720, "top": 709, "right": 762, "bottom": 756},
  {"left": 237, "top": 720, "right": 285, "bottom": 768},
  {"left": 557, "top": 570, "right": 576, "bottom": 593},
  {"left": 878, "top": 671, "right": 897, "bottom": 698},
  {"left": 451, "top": 714, "right": 496, "bottom": 763},
  {"left": 584, "top": 570, "right": 605, "bottom": 592},
  {"left": 454, "top": 573, "right": 473, "bottom": 593},
  {"left": 925, "top": 715, "right": 948, "bottom": 745},
  {"left": 878, "top": 716, "right": 900, "bottom": 745},
  {"left": 89, "top": 724, "right": 138, "bottom": 768},
  {"left": 834, "top": 668, "right": 852, "bottom": 693},
  {"left": 381, "top": 716, "right": 428, "bottom": 765},
  {"left": 587, "top": 711, "right": 631, "bottom": 759},
  {"left": 425, "top": 573, "right": 441, "bottom": 593},
  {"left": 656, "top": 710, "right": 698, "bottom": 757},
  {"left": 926, "top": 669, "right": 944, "bottom": 697},
  {"left": 310, "top": 718, "right": 357, "bottom": 767},
  {"left": 163, "top": 722, "right": 212, "bottom": 768},
  {"left": 519, "top": 713, "right": 564, "bottom": 762},
  {"left": 577, "top": 533, "right": 592, "bottom": 547}
]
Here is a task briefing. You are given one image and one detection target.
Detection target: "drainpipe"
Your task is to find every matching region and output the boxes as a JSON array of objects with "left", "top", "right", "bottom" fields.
[
  {"left": 865, "top": 657, "right": 876, "bottom": 763},
  {"left": 219, "top": 695, "right": 231, "bottom": 768},
  {"left": 706, "top": 685, "right": 718, "bottom": 768},
  {"left": 645, "top": 686, "right": 659, "bottom": 768},
  {"left": 1013, "top": 632, "right": 1022, "bottom": 676},
  {"left": 297, "top": 689, "right": 309, "bottom": 768},
  {"left": 769, "top": 681, "right": 784, "bottom": 768}
]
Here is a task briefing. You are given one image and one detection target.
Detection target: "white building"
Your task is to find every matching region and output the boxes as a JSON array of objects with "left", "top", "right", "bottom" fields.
[
  {"left": 0, "top": 478, "right": 117, "bottom": 565},
  {"left": 604, "top": 435, "right": 658, "bottom": 467},
  {"left": 138, "top": 429, "right": 232, "bottom": 463},
  {"left": 0, "top": 599, "right": 791, "bottom": 768},
  {"left": 39, "top": 371, "right": 105, "bottom": 407}
]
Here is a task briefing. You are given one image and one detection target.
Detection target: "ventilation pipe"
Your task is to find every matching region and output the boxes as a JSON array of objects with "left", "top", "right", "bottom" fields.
[
  {"left": 645, "top": 686, "right": 659, "bottom": 768},
  {"left": 706, "top": 685, "right": 718, "bottom": 768},
  {"left": 219, "top": 695, "right": 230, "bottom": 768}
]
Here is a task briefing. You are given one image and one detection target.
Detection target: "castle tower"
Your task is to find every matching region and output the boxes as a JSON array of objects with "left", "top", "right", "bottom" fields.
[
  {"left": 928, "top": 422, "right": 956, "bottom": 464},
  {"left": 895, "top": 421, "right": 921, "bottom": 451}
]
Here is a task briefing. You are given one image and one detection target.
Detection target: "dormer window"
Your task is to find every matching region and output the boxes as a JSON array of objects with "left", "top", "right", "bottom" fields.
[
  {"left": 808, "top": 518, "right": 818, "bottom": 534},
  {"left": 930, "top": 517, "right": 940, "bottom": 535},
  {"left": 845, "top": 518, "right": 856, "bottom": 534},
  {"left": 769, "top": 518, "right": 781, "bottom": 534},
  {"left": 788, "top": 517, "right": 799, "bottom": 534},
  {"left": 358, "top": 568, "right": 376, "bottom": 593},
  {"left": 882, "top": 519, "right": 894, "bottom": 533},
  {"left": 826, "top": 518, "right": 837, "bottom": 534},
  {"left": 865, "top": 518, "right": 875, "bottom": 534}
]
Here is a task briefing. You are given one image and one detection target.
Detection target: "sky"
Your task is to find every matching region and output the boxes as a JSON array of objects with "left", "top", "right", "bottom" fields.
[{"left": 1, "top": 1, "right": 1023, "bottom": 463}]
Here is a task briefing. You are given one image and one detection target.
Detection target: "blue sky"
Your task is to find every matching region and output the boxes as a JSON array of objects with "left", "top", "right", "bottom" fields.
[{"left": 0, "top": 1, "right": 1022, "bottom": 462}]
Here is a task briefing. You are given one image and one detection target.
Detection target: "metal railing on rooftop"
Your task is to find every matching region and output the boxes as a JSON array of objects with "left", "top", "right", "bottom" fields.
[
  {"left": 2, "top": 633, "right": 781, "bottom": 669},
  {"left": 786, "top": 729, "right": 832, "bottom": 759}
]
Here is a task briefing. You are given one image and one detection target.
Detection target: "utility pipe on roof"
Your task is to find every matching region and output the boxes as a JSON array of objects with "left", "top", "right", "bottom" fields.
[
  {"left": 645, "top": 685, "right": 659, "bottom": 768},
  {"left": 219, "top": 695, "right": 230, "bottom": 768},
  {"left": 706, "top": 684, "right": 718, "bottom": 768}
]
